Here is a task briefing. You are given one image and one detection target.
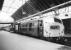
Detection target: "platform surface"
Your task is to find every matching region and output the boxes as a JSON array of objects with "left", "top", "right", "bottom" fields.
[{"left": 0, "top": 31, "right": 71, "bottom": 50}]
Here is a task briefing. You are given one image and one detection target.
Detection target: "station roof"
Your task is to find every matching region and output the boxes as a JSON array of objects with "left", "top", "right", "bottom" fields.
[
  {"left": 0, "top": 0, "right": 4, "bottom": 10},
  {"left": 0, "top": 0, "right": 70, "bottom": 21},
  {"left": 12, "top": 0, "right": 70, "bottom": 20}
]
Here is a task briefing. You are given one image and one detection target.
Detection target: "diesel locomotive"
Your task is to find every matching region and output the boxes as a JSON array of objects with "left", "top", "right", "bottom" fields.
[{"left": 11, "top": 15, "right": 64, "bottom": 40}]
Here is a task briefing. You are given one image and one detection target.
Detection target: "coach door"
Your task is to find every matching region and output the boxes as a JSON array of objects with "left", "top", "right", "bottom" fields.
[
  {"left": 38, "top": 20, "right": 43, "bottom": 37},
  {"left": 14, "top": 23, "right": 20, "bottom": 32}
]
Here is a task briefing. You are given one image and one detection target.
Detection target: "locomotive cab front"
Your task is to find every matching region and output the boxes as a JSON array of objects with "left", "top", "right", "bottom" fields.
[{"left": 43, "top": 17, "right": 64, "bottom": 37}]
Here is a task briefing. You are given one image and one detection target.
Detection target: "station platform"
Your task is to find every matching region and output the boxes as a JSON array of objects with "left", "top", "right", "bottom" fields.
[{"left": 0, "top": 31, "right": 71, "bottom": 50}]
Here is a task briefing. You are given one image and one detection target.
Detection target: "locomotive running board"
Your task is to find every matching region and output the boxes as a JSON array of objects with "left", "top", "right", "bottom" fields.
[{"left": 16, "top": 0, "right": 71, "bottom": 23}]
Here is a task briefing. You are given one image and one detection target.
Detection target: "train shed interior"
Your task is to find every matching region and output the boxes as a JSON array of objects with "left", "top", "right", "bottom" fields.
[{"left": 0, "top": 0, "right": 71, "bottom": 50}]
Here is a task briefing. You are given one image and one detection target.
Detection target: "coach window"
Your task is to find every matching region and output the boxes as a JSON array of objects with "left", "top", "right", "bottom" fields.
[
  {"left": 22, "top": 24, "right": 25, "bottom": 27},
  {"left": 22, "top": 24, "right": 26, "bottom": 31},
  {"left": 29, "top": 23, "right": 32, "bottom": 31}
]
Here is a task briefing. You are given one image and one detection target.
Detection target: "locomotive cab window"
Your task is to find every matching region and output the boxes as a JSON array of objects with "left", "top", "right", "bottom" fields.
[
  {"left": 50, "top": 25, "right": 60, "bottom": 29},
  {"left": 54, "top": 18, "right": 62, "bottom": 23}
]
